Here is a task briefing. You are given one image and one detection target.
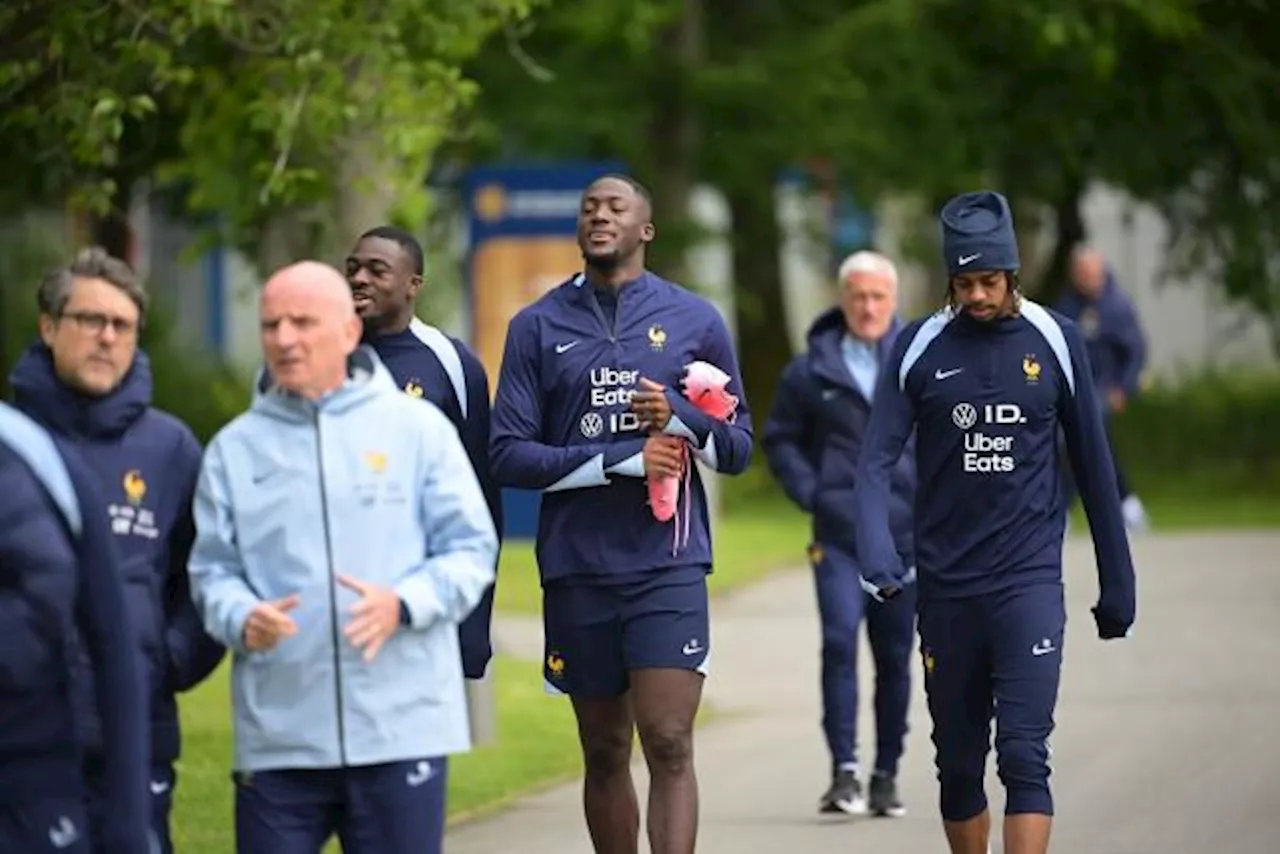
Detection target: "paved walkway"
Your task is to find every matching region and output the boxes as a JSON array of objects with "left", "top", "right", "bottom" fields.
[{"left": 449, "top": 531, "right": 1280, "bottom": 853}]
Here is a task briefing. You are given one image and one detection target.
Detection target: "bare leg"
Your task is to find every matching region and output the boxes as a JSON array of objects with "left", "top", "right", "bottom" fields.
[
  {"left": 630, "top": 668, "right": 703, "bottom": 854},
  {"left": 1005, "top": 813, "right": 1052, "bottom": 854},
  {"left": 944, "top": 811, "right": 991, "bottom": 854},
  {"left": 571, "top": 694, "right": 640, "bottom": 854}
]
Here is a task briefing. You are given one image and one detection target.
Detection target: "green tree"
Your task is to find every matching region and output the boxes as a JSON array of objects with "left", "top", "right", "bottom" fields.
[
  {"left": 0, "top": 0, "right": 539, "bottom": 265},
  {"left": 459, "top": 0, "right": 1280, "bottom": 433}
]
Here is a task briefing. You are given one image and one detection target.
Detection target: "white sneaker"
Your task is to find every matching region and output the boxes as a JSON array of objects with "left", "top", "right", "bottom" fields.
[{"left": 1122, "top": 495, "right": 1149, "bottom": 532}]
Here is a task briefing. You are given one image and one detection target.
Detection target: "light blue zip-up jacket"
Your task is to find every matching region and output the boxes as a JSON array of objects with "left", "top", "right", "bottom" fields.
[{"left": 188, "top": 347, "right": 498, "bottom": 772}]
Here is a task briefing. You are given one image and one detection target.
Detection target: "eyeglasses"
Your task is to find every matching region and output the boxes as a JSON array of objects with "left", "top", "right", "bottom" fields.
[{"left": 60, "top": 310, "right": 138, "bottom": 338}]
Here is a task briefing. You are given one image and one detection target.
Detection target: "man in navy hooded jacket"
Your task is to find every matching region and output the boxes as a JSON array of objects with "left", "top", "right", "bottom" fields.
[
  {"left": 9, "top": 247, "right": 226, "bottom": 854},
  {"left": 1055, "top": 245, "right": 1150, "bottom": 531},
  {"left": 0, "top": 400, "right": 151, "bottom": 854},
  {"left": 763, "top": 250, "right": 917, "bottom": 820},
  {"left": 852, "top": 192, "right": 1136, "bottom": 854}
]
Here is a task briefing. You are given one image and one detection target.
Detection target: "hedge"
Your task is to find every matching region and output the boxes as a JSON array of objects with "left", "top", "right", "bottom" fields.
[{"left": 1108, "top": 371, "right": 1280, "bottom": 493}]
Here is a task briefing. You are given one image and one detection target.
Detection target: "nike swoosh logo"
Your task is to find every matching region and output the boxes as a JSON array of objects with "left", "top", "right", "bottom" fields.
[
  {"left": 1031, "top": 643, "right": 1055, "bottom": 656},
  {"left": 958, "top": 253, "right": 981, "bottom": 265},
  {"left": 554, "top": 341, "right": 579, "bottom": 354},
  {"left": 406, "top": 760, "right": 435, "bottom": 787},
  {"left": 935, "top": 368, "right": 964, "bottom": 380},
  {"left": 149, "top": 781, "right": 171, "bottom": 795},
  {"left": 682, "top": 642, "right": 703, "bottom": 656}
]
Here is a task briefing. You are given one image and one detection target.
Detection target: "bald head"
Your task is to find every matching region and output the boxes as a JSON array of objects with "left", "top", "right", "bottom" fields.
[
  {"left": 1070, "top": 245, "right": 1108, "bottom": 298},
  {"left": 260, "top": 260, "right": 363, "bottom": 399},
  {"left": 263, "top": 261, "right": 355, "bottom": 316}
]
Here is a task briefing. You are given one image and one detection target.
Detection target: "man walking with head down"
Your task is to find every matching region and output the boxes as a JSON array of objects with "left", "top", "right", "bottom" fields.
[
  {"left": 188, "top": 261, "right": 498, "bottom": 854},
  {"left": 852, "top": 191, "right": 1136, "bottom": 854}
]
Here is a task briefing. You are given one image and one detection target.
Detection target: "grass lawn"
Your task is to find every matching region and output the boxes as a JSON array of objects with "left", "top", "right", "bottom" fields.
[
  {"left": 170, "top": 495, "right": 809, "bottom": 851},
  {"left": 1069, "top": 483, "right": 1280, "bottom": 531}
]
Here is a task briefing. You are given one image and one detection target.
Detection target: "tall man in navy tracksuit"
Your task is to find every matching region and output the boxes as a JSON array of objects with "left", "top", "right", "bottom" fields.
[
  {"left": 764, "top": 249, "right": 917, "bottom": 819},
  {"left": 8, "top": 247, "right": 225, "bottom": 853},
  {"left": 0, "top": 401, "right": 150, "bottom": 854},
  {"left": 1056, "top": 245, "right": 1150, "bottom": 531},
  {"left": 491, "top": 174, "right": 754, "bottom": 854},
  {"left": 344, "top": 225, "right": 502, "bottom": 680},
  {"left": 852, "top": 191, "right": 1137, "bottom": 854}
]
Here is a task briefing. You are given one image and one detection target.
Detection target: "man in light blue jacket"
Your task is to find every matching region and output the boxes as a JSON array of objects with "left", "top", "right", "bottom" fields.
[{"left": 188, "top": 261, "right": 498, "bottom": 854}]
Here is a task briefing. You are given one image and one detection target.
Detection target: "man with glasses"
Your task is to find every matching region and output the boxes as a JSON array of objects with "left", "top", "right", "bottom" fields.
[{"left": 9, "top": 247, "right": 226, "bottom": 854}]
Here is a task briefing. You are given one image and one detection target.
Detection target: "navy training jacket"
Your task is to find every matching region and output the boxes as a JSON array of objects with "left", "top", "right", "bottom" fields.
[
  {"left": 490, "top": 271, "right": 754, "bottom": 584},
  {"left": 850, "top": 301, "right": 1136, "bottom": 637},
  {"left": 10, "top": 343, "right": 225, "bottom": 767},
  {"left": 763, "top": 307, "right": 916, "bottom": 571},
  {"left": 367, "top": 319, "right": 503, "bottom": 679},
  {"left": 0, "top": 402, "right": 150, "bottom": 853}
]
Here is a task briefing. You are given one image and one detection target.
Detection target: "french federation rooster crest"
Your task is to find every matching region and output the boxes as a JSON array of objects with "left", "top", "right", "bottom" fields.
[{"left": 647, "top": 360, "right": 740, "bottom": 554}]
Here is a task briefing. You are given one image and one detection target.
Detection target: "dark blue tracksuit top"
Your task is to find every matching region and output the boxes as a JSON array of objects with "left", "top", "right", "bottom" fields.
[
  {"left": 851, "top": 301, "right": 1136, "bottom": 634},
  {"left": 0, "top": 402, "right": 149, "bottom": 852},
  {"left": 490, "top": 271, "right": 754, "bottom": 583},
  {"left": 10, "top": 344, "right": 226, "bottom": 767},
  {"left": 1054, "top": 272, "right": 1148, "bottom": 399},
  {"left": 367, "top": 319, "right": 504, "bottom": 679},
  {"left": 763, "top": 308, "right": 917, "bottom": 570}
]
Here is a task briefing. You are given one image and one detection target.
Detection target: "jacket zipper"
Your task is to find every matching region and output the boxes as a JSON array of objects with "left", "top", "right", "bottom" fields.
[
  {"left": 314, "top": 409, "right": 348, "bottom": 765},
  {"left": 587, "top": 289, "right": 621, "bottom": 344}
]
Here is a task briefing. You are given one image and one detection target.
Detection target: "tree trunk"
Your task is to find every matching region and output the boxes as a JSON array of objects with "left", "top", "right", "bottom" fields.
[
  {"left": 1036, "top": 176, "right": 1086, "bottom": 305},
  {"left": 646, "top": 0, "right": 703, "bottom": 282},
  {"left": 726, "top": 183, "right": 788, "bottom": 447},
  {"left": 255, "top": 126, "right": 410, "bottom": 278},
  {"left": 89, "top": 176, "right": 134, "bottom": 262}
]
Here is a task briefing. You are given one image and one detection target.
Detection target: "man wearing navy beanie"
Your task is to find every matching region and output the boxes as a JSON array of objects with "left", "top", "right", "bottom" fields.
[{"left": 850, "top": 190, "right": 1137, "bottom": 854}]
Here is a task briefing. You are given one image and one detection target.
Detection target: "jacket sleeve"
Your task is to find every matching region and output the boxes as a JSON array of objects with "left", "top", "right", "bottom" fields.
[
  {"left": 762, "top": 355, "right": 820, "bottom": 512},
  {"left": 662, "top": 307, "right": 755, "bottom": 475},
  {"left": 458, "top": 346, "right": 504, "bottom": 540},
  {"left": 163, "top": 429, "right": 226, "bottom": 691},
  {"left": 490, "top": 311, "right": 646, "bottom": 491},
  {"left": 1111, "top": 297, "right": 1148, "bottom": 396},
  {"left": 396, "top": 411, "right": 500, "bottom": 630},
  {"left": 851, "top": 332, "right": 918, "bottom": 599},
  {"left": 187, "top": 440, "right": 262, "bottom": 653},
  {"left": 1058, "top": 320, "right": 1138, "bottom": 639},
  {"left": 65, "top": 452, "right": 150, "bottom": 854}
]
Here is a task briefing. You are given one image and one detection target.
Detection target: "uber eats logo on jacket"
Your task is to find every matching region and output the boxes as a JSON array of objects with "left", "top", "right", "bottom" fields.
[
  {"left": 950, "top": 402, "right": 1025, "bottom": 473},
  {"left": 581, "top": 367, "right": 643, "bottom": 438}
]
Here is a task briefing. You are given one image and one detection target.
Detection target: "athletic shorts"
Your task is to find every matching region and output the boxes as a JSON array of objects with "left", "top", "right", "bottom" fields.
[{"left": 542, "top": 565, "right": 711, "bottom": 698}]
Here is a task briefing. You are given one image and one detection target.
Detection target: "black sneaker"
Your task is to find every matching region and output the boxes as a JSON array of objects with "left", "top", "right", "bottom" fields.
[
  {"left": 819, "top": 769, "right": 868, "bottom": 815},
  {"left": 869, "top": 772, "right": 906, "bottom": 817}
]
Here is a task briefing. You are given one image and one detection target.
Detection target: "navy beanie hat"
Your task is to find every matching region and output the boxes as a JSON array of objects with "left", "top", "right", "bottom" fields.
[{"left": 939, "top": 190, "right": 1020, "bottom": 276}]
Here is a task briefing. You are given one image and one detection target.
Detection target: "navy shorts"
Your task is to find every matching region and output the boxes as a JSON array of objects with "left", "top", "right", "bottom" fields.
[
  {"left": 542, "top": 566, "right": 711, "bottom": 698},
  {"left": 917, "top": 581, "right": 1066, "bottom": 820},
  {"left": 233, "top": 757, "right": 448, "bottom": 854},
  {"left": 86, "top": 760, "right": 174, "bottom": 854},
  {"left": 0, "top": 794, "right": 91, "bottom": 853}
]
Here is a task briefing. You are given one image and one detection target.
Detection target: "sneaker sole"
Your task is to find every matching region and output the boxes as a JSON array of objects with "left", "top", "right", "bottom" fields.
[
  {"left": 831, "top": 796, "right": 868, "bottom": 816},
  {"left": 872, "top": 805, "right": 907, "bottom": 818}
]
